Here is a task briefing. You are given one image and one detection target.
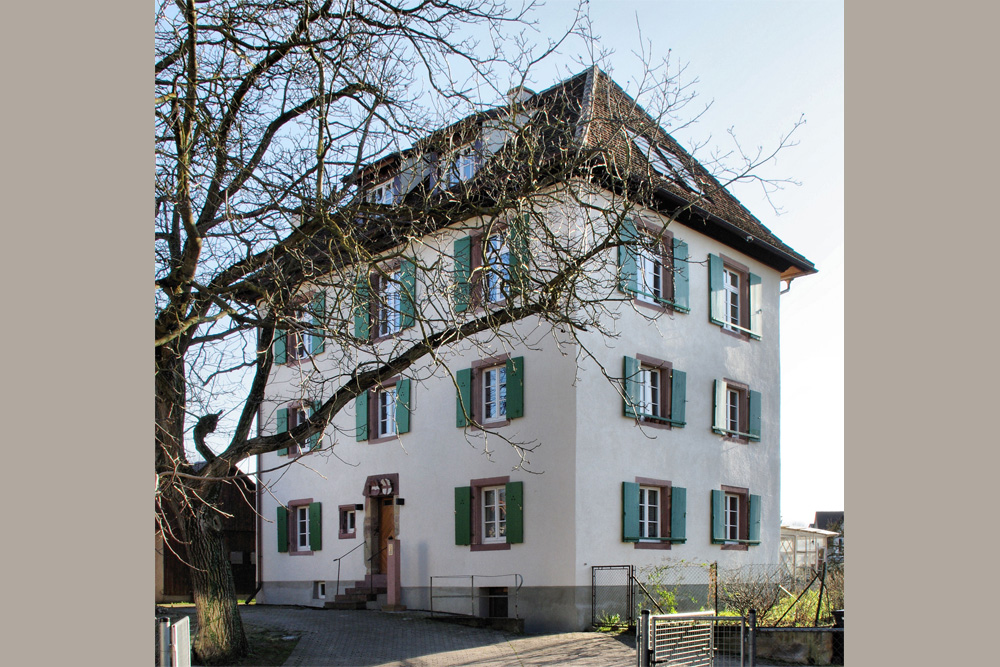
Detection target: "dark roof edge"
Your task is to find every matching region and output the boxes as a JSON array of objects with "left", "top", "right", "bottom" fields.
[{"left": 654, "top": 185, "right": 817, "bottom": 280}]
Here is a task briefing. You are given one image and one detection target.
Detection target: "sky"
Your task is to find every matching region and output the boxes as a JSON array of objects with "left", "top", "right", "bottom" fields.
[{"left": 520, "top": 0, "right": 845, "bottom": 526}]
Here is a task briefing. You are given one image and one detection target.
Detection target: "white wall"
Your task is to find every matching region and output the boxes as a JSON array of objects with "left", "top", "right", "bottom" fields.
[{"left": 257, "top": 186, "right": 788, "bottom": 618}]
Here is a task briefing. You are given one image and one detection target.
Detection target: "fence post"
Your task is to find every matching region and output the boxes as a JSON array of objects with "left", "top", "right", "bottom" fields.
[
  {"left": 710, "top": 562, "right": 718, "bottom": 614},
  {"left": 157, "top": 617, "right": 171, "bottom": 667},
  {"left": 748, "top": 609, "right": 757, "bottom": 667},
  {"left": 814, "top": 562, "right": 827, "bottom": 628},
  {"left": 639, "top": 609, "right": 650, "bottom": 667}
]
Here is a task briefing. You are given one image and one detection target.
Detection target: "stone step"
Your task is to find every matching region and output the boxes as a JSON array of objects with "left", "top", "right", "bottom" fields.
[
  {"left": 345, "top": 586, "right": 387, "bottom": 596},
  {"left": 324, "top": 600, "right": 367, "bottom": 610},
  {"left": 335, "top": 592, "right": 376, "bottom": 603}
]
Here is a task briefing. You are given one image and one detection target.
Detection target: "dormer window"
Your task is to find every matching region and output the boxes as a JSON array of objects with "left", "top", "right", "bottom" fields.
[
  {"left": 627, "top": 130, "right": 703, "bottom": 194},
  {"left": 365, "top": 180, "right": 395, "bottom": 205},
  {"left": 442, "top": 144, "right": 480, "bottom": 188}
]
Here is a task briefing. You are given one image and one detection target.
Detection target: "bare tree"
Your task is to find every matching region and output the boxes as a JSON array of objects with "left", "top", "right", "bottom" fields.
[{"left": 155, "top": 1, "right": 805, "bottom": 662}]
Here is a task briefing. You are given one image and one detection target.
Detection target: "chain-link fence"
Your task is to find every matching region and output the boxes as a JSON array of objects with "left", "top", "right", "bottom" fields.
[
  {"left": 591, "top": 565, "right": 634, "bottom": 628},
  {"left": 634, "top": 560, "right": 715, "bottom": 615}
]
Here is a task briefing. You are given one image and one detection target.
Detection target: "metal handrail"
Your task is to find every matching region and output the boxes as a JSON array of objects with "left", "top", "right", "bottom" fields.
[
  {"left": 332, "top": 541, "right": 367, "bottom": 599},
  {"left": 429, "top": 573, "right": 523, "bottom": 619}
]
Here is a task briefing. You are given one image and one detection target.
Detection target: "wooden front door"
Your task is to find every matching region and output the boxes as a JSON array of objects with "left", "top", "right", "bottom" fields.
[{"left": 377, "top": 498, "right": 394, "bottom": 573}]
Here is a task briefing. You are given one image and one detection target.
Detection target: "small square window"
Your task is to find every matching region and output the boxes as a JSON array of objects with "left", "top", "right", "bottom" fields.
[
  {"left": 314, "top": 581, "right": 326, "bottom": 599},
  {"left": 338, "top": 505, "right": 357, "bottom": 539}
]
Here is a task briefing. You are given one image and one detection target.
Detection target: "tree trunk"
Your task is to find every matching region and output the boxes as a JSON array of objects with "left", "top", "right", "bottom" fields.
[{"left": 184, "top": 507, "right": 249, "bottom": 664}]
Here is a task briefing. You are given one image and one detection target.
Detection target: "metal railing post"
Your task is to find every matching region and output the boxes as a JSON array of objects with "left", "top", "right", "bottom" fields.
[
  {"left": 748, "top": 609, "right": 757, "bottom": 667},
  {"left": 157, "top": 617, "right": 171, "bottom": 667},
  {"left": 639, "top": 609, "right": 650, "bottom": 667}
]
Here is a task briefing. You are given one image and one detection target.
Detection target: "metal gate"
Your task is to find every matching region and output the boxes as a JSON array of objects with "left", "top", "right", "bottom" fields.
[
  {"left": 591, "top": 565, "right": 634, "bottom": 628},
  {"left": 637, "top": 610, "right": 755, "bottom": 667}
]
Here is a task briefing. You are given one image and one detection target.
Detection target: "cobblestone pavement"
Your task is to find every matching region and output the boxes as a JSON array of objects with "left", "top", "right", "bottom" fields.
[{"left": 238, "top": 606, "right": 639, "bottom": 667}]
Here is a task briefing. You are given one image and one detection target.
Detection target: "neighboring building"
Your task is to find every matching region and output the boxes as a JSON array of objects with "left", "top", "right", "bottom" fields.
[
  {"left": 255, "top": 67, "right": 816, "bottom": 633},
  {"left": 811, "top": 511, "right": 844, "bottom": 563},
  {"left": 155, "top": 467, "right": 258, "bottom": 603},
  {"left": 780, "top": 525, "right": 840, "bottom": 583}
]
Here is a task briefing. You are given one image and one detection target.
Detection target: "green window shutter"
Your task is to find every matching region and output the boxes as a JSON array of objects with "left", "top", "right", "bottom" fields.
[
  {"left": 505, "top": 356, "right": 525, "bottom": 419},
  {"left": 708, "top": 254, "right": 725, "bottom": 325},
  {"left": 672, "top": 239, "right": 690, "bottom": 312},
  {"left": 277, "top": 408, "right": 289, "bottom": 456},
  {"left": 509, "top": 214, "right": 530, "bottom": 291},
  {"left": 749, "top": 272, "right": 762, "bottom": 339},
  {"left": 399, "top": 260, "right": 417, "bottom": 329},
  {"left": 455, "top": 368, "right": 472, "bottom": 427},
  {"left": 395, "top": 379, "right": 411, "bottom": 434},
  {"left": 309, "top": 502, "right": 322, "bottom": 551},
  {"left": 670, "top": 486, "right": 687, "bottom": 541},
  {"left": 713, "top": 379, "right": 726, "bottom": 434},
  {"left": 622, "top": 481, "right": 640, "bottom": 542},
  {"left": 623, "top": 356, "right": 640, "bottom": 419},
  {"left": 670, "top": 369, "right": 686, "bottom": 426},
  {"left": 308, "top": 401, "right": 321, "bottom": 450},
  {"left": 274, "top": 329, "right": 287, "bottom": 365},
  {"left": 353, "top": 274, "right": 370, "bottom": 340},
  {"left": 453, "top": 237, "right": 472, "bottom": 313},
  {"left": 505, "top": 481, "right": 524, "bottom": 544},
  {"left": 454, "top": 486, "right": 471, "bottom": 545},
  {"left": 276, "top": 506, "right": 288, "bottom": 553},
  {"left": 617, "top": 217, "right": 638, "bottom": 294},
  {"left": 711, "top": 490, "right": 725, "bottom": 543},
  {"left": 748, "top": 390, "right": 762, "bottom": 441},
  {"left": 748, "top": 494, "right": 762, "bottom": 544},
  {"left": 310, "top": 291, "right": 326, "bottom": 354},
  {"left": 355, "top": 391, "right": 369, "bottom": 441}
]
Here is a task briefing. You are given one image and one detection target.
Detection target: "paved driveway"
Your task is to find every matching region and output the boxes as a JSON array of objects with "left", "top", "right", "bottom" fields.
[{"left": 239, "top": 606, "right": 638, "bottom": 667}]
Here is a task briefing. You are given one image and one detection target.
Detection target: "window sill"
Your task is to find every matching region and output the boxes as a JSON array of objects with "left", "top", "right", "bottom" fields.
[
  {"left": 368, "top": 433, "right": 402, "bottom": 445},
  {"left": 633, "top": 295, "right": 687, "bottom": 315},
  {"left": 289, "top": 550, "right": 314, "bottom": 556},
  {"left": 471, "top": 418, "right": 511, "bottom": 432},
  {"left": 634, "top": 541, "right": 672, "bottom": 550},
  {"left": 471, "top": 542, "right": 511, "bottom": 552},
  {"left": 636, "top": 417, "right": 676, "bottom": 431},
  {"left": 338, "top": 531, "right": 356, "bottom": 540},
  {"left": 720, "top": 543, "right": 749, "bottom": 551}
]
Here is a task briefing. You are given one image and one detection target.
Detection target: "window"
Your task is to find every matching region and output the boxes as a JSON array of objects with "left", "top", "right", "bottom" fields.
[
  {"left": 296, "top": 505, "right": 310, "bottom": 550},
  {"left": 376, "top": 269, "right": 402, "bottom": 338},
  {"left": 313, "top": 581, "right": 326, "bottom": 600},
  {"left": 353, "top": 261, "right": 417, "bottom": 341},
  {"left": 273, "top": 292, "right": 326, "bottom": 363},
  {"left": 354, "top": 378, "right": 411, "bottom": 443},
  {"left": 339, "top": 504, "right": 359, "bottom": 539},
  {"left": 709, "top": 254, "right": 762, "bottom": 339},
  {"left": 483, "top": 234, "right": 511, "bottom": 304},
  {"left": 481, "top": 486, "right": 506, "bottom": 544},
  {"left": 724, "top": 494, "right": 740, "bottom": 541},
  {"left": 454, "top": 478, "right": 524, "bottom": 550},
  {"left": 277, "top": 499, "right": 321, "bottom": 554},
  {"left": 365, "top": 180, "right": 395, "bottom": 205},
  {"left": 452, "top": 218, "right": 529, "bottom": 313},
  {"left": 617, "top": 218, "right": 689, "bottom": 312},
  {"left": 276, "top": 401, "right": 322, "bottom": 456},
  {"left": 481, "top": 365, "right": 507, "bottom": 423},
  {"left": 711, "top": 487, "right": 761, "bottom": 549},
  {"left": 455, "top": 356, "right": 525, "bottom": 428},
  {"left": 639, "top": 486, "right": 659, "bottom": 539},
  {"left": 377, "top": 386, "right": 398, "bottom": 437},
  {"left": 712, "top": 379, "right": 761, "bottom": 441},
  {"left": 441, "top": 144, "right": 481, "bottom": 188},
  {"left": 627, "top": 130, "right": 703, "bottom": 194},
  {"left": 622, "top": 479, "right": 686, "bottom": 549},
  {"left": 622, "top": 355, "right": 686, "bottom": 427}
]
